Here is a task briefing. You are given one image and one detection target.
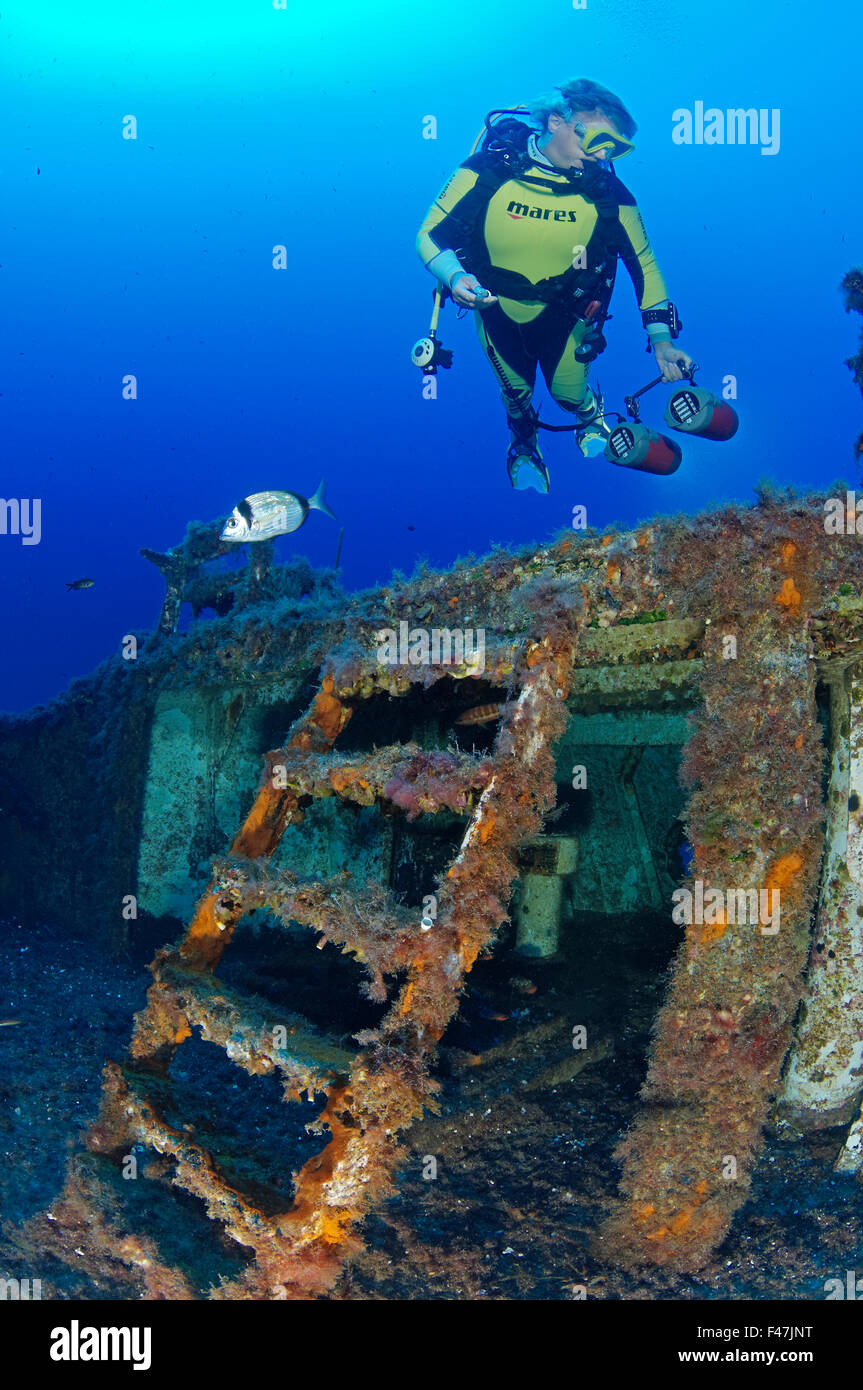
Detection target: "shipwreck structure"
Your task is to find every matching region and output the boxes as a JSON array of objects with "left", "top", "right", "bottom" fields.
[{"left": 3, "top": 486, "right": 863, "bottom": 1296}]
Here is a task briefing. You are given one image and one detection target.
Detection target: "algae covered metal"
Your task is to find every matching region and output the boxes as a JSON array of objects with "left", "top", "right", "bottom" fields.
[{"left": 10, "top": 489, "right": 863, "bottom": 1294}]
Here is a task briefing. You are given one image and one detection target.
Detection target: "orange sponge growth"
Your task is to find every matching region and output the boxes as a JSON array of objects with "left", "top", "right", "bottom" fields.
[
  {"left": 310, "top": 675, "right": 349, "bottom": 743},
  {"left": 775, "top": 576, "right": 802, "bottom": 610}
]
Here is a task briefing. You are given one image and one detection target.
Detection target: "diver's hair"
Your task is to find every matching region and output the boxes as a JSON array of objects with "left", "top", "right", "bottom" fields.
[{"left": 526, "top": 78, "right": 637, "bottom": 139}]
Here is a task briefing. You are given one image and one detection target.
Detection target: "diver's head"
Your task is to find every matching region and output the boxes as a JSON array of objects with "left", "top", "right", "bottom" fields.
[
  {"left": 528, "top": 78, "right": 637, "bottom": 170},
  {"left": 544, "top": 109, "right": 626, "bottom": 169}
]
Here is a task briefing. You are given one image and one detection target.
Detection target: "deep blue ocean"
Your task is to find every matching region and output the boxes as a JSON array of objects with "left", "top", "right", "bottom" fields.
[{"left": 2, "top": 0, "right": 861, "bottom": 712}]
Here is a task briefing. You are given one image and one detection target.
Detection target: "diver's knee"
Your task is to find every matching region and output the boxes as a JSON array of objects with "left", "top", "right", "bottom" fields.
[
  {"left": 553, "top": 388, "right": 594, "bottom": 415},
  {"left": 554, "top": 388, "right": 603, "bottom": 425},
  {"left": 502, "top": 388, "right": 533, "bottom": 417}
]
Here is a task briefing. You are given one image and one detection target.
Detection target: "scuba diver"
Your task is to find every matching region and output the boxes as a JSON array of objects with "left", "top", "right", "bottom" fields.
[{"left": 415, "top": 77, "right": 695, "bottom": 492}]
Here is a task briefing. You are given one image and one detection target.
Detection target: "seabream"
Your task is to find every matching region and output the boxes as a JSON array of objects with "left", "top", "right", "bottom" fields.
[{"left": 221, "top": 480, "right": 337, "bottom": 543}]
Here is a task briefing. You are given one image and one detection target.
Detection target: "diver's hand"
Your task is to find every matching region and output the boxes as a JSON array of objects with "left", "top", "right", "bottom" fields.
[
  {"left": 451, "top": 274, "right": 498, "bottom": 309},
  {"left": 654, "top": 341, "right": 693, "bottom": 382}
]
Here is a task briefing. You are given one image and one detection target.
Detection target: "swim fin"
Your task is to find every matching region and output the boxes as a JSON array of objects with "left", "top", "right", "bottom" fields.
[
  {"left": 506, "top": 406, "right": 550, "bottom": 493},
  {"left": 507, "top": 448, "right": 550, "bottom": 493},
  {"left": 574, "top": 385, "right": 612, "bottom": 458}
]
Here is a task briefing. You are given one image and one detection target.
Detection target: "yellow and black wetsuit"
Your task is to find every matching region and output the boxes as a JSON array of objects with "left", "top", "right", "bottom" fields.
[{"left": 416, "top": 127, "right": 671, "bottom": 423}]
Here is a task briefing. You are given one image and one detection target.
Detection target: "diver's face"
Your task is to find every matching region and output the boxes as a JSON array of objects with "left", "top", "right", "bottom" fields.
[{"left": 547, "top": 109, "right": 620, "bottom": 169}]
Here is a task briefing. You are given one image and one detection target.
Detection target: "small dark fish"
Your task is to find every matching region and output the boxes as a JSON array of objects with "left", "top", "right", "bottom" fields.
[
  {"left": 455, "top": 702, "right": 503, "bottom": 726},
  {"left": 66, "top": 578, "right": 94, "bottom": 590},
  {"left": 407, "top": 525, "right": 415, "bottom": 531}
]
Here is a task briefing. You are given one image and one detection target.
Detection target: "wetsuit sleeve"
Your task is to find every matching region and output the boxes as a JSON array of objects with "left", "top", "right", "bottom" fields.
[
  {"left": 617, "top": 204, "right": 672, "bottom": 337},
  {"left": 416, "top": 165, "right": 482, "bottom": 286}
]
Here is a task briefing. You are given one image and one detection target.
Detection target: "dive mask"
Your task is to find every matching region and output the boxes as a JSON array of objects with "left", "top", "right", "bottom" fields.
[{"left": 574, "top": 121, "right": 634, "bottom": 161}]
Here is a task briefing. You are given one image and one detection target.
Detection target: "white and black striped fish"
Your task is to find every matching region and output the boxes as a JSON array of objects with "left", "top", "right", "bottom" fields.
[{"left": 221, "top": 479, "right": 337, "bottom": 543}]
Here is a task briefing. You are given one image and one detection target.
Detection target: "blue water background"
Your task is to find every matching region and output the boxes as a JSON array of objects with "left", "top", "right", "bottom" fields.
[{"left": 2, "top": 0, "right": 860, "bottom": 711}]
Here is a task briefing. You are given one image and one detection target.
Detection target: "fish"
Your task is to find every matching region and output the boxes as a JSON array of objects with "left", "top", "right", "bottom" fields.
[
  {"left": 455, "top": 702, "right": 503, "bottom": 726},
  {"left": 469, "top": 988, "right": 511, "bottom": 1022},
  {"left": 508, "top": 976, "right": 537, "bottom": 996},
  {"left": 220, "top": 480, "right": 337, "bottom": 543},
  {"left": 0, "top": 1020, "right": 21, "bottom": 1027},
  {"left": 476, "top": 1005, "right": 510, "bottom": 1022},
  {"left": 66, "top": 578, "right": 95, "bottom": 590}
]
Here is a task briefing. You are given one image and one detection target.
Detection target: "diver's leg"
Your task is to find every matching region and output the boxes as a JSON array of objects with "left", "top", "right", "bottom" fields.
[
  {"left": 539, "top": 318, "right": 612, "bottom": 457},
  {"left": 474, "top": 301, "right": 536, "bottom": 417},
  {"left": 474, "top": 305, "right": 550, "bottom": 493}
]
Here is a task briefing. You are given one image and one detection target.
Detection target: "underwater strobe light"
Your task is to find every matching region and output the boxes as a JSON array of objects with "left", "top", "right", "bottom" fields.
[
  {"left": 664, "top": 386, "right": 739, "bottom": 441},
  {"left": 604, "top": 422, "right": 683, "bottom": 475}
]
